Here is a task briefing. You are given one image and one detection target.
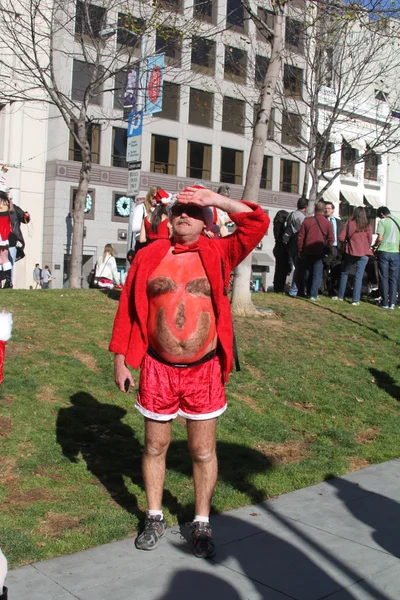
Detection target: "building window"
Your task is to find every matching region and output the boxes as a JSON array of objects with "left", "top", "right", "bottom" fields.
[
  {"left": 283, "top": 65, "right": 303, "bottom": 98},
  {"left": 114, "top": 69, "right": 139, "bottom": 111},
  {"left": 255, "top": 55, "right": 269, "bottom": 88},
  {"left": 226, "top": 0, "right": 245, "bottom": 30},
  {"left": 150, "top": 135, "right": 177, "bottom": 175},
  {"left": 112, "top": 193, "right": 132, "bottom": 222},
  {"left": 285, "top": 18, "right": 304, "bottom": 55},
  {"left": 187, "top": 141, "right": 211, "bottom": 180},
  {"left": 364, "top": 149, "right": 379, "bottom": 181},
  {"left": 69, "top": 122, "right": 100, "bottom": 164},
  {"left": 260, "top": 156, "right": 272, "bottom": 189},
  {"left": 222, "top": 97, "right": 245, "bottom": 134},
  {"left": 220, "top": 147, "right": 243, "bottom": 185},
  {"left": 341, "top": 140, "right": 358, "bottom": 176},
  {"left": 189, "top": 88, "right": 214, "bottom": 128},
  {"left": 316, "top": 137, "right": 334, "bottom": 171},
  {"left": 70, "top": 188, "right": 95, "bottom": 220},
  {"left": 116, "top": 14, "right": 145, "bottom": 48},
  {"left": 363, "top": 202, "right": 377, "bottom": 231},
  {"left": 375, "top": 90, "right": 388, "bottom": 102},
  {"left": 256, "top": 7, "right": 274, "bottom": 41},
  {"left": 156, "top": 28, "right": 181, "bottom": 67},
  {"left": 194, "top": 0, "right": 214, "bottom": 22},
  {"left": 224, "top": 46, "right": 247, "bottom": 84},
  {"left": 75, "top": 1, "right": 106, "bottom": 38},
  {"left": 112, "top": 128, "right": 127, "bottom": 168},
  {"left": 191, "top": 37, "right": 215, "bottom": 76},
  {"left": 72, "top": 60, "right": 103, "bottom": 105},
  {"left": 157, "top": 81, "right": 180, "bottom": 121},
  {"left": 324, "top": 48, "right": 334, "bottom": 87},
  {"left": 281, "top": 112, "right": 301, "bottom": 147},
  {"left": 280, "top": 160, "right": 299, "bottom": 193},
  {"left": 155, "top": 0, "right": 183, "bottom": 11}
]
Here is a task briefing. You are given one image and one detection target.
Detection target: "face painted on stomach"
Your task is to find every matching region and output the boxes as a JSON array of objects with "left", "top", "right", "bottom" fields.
[{"left": 147, "top": 252, "right": 217, "bottom": 362}]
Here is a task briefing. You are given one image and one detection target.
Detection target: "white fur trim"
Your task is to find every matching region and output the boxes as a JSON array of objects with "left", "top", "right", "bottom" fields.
[
  {"left": 178, "top": 404, "right": 227, "bottom": 421},
  {"left": 135, "top": 402, "right": 178, "bottom": 421},
  {"left": 1, "top": 262, "right": 11, "bottom": 271},
  {"left": 0, "top": 311, "right": 12, "bottom": 341}
]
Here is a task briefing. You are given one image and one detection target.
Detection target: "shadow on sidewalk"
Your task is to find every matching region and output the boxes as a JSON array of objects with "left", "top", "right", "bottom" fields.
[
  {"left": 326, "top": 476, "right": 400, "bottom": 558},
  {"left": 369, "top": 367, "right": 400, "bottom": 402}
]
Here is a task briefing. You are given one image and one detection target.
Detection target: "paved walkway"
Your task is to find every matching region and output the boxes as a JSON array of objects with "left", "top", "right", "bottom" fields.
[{"left": 7, "top": 459, "right": 400, "bottom": 600}]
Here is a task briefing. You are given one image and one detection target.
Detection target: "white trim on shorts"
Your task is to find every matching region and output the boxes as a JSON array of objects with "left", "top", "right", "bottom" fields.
[{"left": 135, "top": 402, "right": 227, "bottom": 421}]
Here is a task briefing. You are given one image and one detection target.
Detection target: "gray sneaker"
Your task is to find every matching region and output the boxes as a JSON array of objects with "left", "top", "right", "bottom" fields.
[
  {"left": 135, "top": 515, "right": 166, "bottom": 551},
  {"left": 191, "top": 521, "right": 216, "bottom": 558}
]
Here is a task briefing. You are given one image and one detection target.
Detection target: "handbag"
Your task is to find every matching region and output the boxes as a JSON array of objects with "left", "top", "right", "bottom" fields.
[
  {"left": 88, "top": 257, "right": 111, "bottom": 289},
  {"left": 314, "top": 216, "right": 331, "bottom": 257}
]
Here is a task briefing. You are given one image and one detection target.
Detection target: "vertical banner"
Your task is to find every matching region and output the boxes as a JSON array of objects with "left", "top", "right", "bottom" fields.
[
  {"left": 145, "top": 54, "right": 164, "bottom": 115},
  {"left": 124, "top": 68, "right": 139, "bottom": 109}
]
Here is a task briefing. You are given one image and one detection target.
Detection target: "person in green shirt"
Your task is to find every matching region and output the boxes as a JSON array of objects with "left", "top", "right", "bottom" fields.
[{"left": 373, "top": 207, "right": 400, "bottom": 309}]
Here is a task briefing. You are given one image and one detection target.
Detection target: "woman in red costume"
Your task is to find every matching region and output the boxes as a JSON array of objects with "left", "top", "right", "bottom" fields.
[
  {"left": 0, "top": 189, "right": 30, "bottom": 288},
  {"left": 139, "top": 189, "right": 171, "bottom": 245}
]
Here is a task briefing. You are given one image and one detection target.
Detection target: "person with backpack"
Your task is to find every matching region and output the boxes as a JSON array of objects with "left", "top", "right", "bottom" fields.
[
  {"left": 293, "top": 200, "right": 334, "bottom": 301},
  {"left": 33, "top": 263, "right": 42, "bottom": 289},
  {"left": 285, "top": 197, "right": 308, "bottom": 297},
  {"left": 373, "top": 206, "right": 400, "bottom": 309},
  {"left": 272, "top": 209, "right": 290, "bottom": 292}
]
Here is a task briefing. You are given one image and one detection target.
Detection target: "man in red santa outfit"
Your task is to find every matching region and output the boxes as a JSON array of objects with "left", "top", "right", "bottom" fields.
[{"left": 110, "top": 186, "right": 269, "bottom": 558}]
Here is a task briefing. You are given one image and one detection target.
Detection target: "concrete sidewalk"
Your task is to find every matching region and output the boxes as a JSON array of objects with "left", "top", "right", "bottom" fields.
[{"left": 7, "top": 459, "right": 400, "bottom": 600}]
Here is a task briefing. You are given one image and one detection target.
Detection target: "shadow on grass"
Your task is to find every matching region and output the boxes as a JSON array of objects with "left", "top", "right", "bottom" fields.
[
  {"left": 369, "top": 368, "right": 400, "bottom": 402},
  {"left": 56, "top": 392, "right": 273, "bottom": 523},
  {"left": 294, "top": 297, "right": 396, "bottom": 343}
]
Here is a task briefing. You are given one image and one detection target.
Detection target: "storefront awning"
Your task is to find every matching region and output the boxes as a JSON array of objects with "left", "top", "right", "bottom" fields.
[
  {"left": 320, "top": 187, "right": 338, "bottom": 205},
  {"left": 340, "top": 189, "right": 364, "bottom": 207},
  {"left": 252, "top": 252, "right": 274, "bottom": 266},
  {"left": 364, "top": 193, "right": 382, "bottom": 209}
]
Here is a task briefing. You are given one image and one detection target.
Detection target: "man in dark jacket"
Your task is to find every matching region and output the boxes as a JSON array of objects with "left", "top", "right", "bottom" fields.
[
  {"left": 322, "top": 201, "right": 344, "bottom": 296},
  {"left": 293, "top": 201, "right": 334, "bottom": 300},
  {"left": 272, "top": 209, "right": 290, "bottom": 292}
]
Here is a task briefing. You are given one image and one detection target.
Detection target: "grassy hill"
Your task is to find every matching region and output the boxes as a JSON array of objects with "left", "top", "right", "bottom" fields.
[{"left": 0, "top": 290, "right": 399, "bottom": 567}]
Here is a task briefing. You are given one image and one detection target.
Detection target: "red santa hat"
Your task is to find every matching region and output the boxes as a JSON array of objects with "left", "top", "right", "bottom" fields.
[
  {"left": 155, "top": 189, "right": 172, "bottom": 205},
  {"left": 0, "top": 311, "right": 12, "bottom": 384}
]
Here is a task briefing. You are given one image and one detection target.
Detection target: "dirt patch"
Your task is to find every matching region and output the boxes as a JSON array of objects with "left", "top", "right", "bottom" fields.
[
  {"left": 255, "top": 438, "right": 313, "bottom": 465},
  {"left": 241, "top": 362, "right": 264, "bottom": 381},
  {"left": 37, "top": 385, "right": 59, "bottom": 405},
  {"left": 36, "top": 513, "right": 82, "bottom": 538},
  {"left": 0, "top": 457, "right": 18, "bottom": 484},
  {"left": 32, "top": 466, "right": 66, "bottom": 481},
  {"left": 347, "top": 457, "right": 372, "bottom": 472},
  {"left": 0, "top": 416, "right": 12, "bottom": 437},
  {"left": 342, "top": 358, "right": 357, "bottom": 367},
  {"left": 230, "top": 391, "right": 263, "bottom": 413},
  {"left": 4, "top": 487, "right": 57, "bottom": 505},
  {"left": 0, "top": 394, "right": 15, "bottom": 406},
  {"left": 355, "top": 426, "right": 380, "bottom": 444},
  {"left": 74, "top": 351, "right": 99, "bottom": 372},
  {"left": 284, "top": 401, "right": 316, "bottom": 413},
  {"left": 6, "top": 342, "right": 38, "bottom": 358}
]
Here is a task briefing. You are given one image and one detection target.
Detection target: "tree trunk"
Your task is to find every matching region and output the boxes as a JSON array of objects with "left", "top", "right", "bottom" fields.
[
  {"left": 231, "top": 8, "right": 284, "bottom": 316},
  {"left": 69, "top": 120, "right": 92, "bottom": 288}
]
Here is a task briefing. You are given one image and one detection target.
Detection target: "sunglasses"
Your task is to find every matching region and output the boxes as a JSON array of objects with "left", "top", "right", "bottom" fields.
[{"left": 171, "top": 204, "right": 204, "bottom": 220}]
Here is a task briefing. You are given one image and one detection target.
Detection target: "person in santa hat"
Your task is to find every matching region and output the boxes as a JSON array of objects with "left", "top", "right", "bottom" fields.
[
  {"left": 139, "top": 188, "right": 172, "bottom": 246},
  {"left": 110, "top": 185, "right": 269, "bottom": 559},
  {"left": 0, "top": 311, "right": 12, "bottom": 385}
]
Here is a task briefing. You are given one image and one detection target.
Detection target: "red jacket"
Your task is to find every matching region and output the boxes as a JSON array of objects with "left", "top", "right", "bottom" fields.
[
  {"left": 109, "top": 203, "right": 270, "bottom": 382},
  {"left": 338, "top": 221, "right": 373, "bottom": 257},
  {"left": 298, "top": 213, "right": 334, "bottom": 257}
]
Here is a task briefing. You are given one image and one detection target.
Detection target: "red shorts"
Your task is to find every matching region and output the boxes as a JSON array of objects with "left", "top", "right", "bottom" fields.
[{"left": 136, "top": 352, "right": 226, "bottom": 421}]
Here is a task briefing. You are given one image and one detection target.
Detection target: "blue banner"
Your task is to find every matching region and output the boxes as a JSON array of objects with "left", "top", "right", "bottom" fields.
[{"left": 145, "top": 54, "right": 164, "bottom": 115}]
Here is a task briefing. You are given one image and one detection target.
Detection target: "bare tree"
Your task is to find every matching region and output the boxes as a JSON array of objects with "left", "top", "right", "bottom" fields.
[
  {"left": 271, "top": 0, "right": 400, "bottom": 212},
  {"left": 0, "top": 0, "right": 223, "bottom": 287},
  {"left": 230, "top": 0, "right": 286, "bottom": 316}
]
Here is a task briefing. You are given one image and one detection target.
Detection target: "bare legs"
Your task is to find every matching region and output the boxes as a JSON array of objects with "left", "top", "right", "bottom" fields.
[{"left": 142, "top": 417, "right": 218, "bottom": 516}]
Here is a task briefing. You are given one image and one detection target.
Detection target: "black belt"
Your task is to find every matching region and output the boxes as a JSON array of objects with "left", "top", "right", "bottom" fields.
[{"left": 147, "top": 346, "right": 217, "bottom": 368}]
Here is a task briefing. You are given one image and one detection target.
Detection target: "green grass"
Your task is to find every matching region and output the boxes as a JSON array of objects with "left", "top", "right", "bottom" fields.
[{"left": 1, "top": 290, "right": 399, "bottom": 567}]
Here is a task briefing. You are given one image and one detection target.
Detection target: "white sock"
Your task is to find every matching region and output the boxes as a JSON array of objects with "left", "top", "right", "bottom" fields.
[
  {"left": 148, "top": 509, "right": 164, "bottom": 520},
  {"left": 194, "top": 515, "right": 209, "bottom": 524}
]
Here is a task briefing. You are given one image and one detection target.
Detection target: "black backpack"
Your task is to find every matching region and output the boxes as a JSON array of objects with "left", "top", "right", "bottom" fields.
[{"left": 273, "top": 210, "right": 289, "bottom": 243}]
